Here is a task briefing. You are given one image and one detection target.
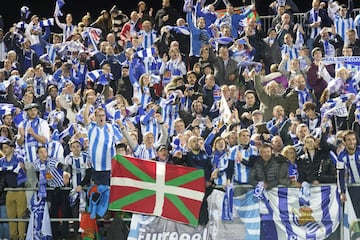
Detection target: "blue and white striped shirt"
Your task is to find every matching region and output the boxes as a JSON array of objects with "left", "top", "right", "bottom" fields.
[
  {"left": 133, "top": 84, "right": 152, "bottom": 109},
  {"left": 64, "top": 152, "right": 92, "bottom": 188},
  {"left": 140, "top": 110, "right": 160, "bottom": 142},
  {"left": 281, "top": 44, "right": 299, "bottom": 71},
  {"left": 87, "top": 122, "right": 123, "bottom": 171},
  {"left": 334, "top": 16, "right": 354, "bottom": 45},
  {"left": 309, "top": 9, "right": 321, "bottom": 39},
  {"left": 160, "top": 98, "right": 179, "bottom": 137},
  {"left": 18, "top": 117, "right": 50, "bottom": 163},
  {"left": 133, "top": 144, "right": 157, "bottom": 160},
  {"left": 229, "top": 144, "right": 258, "bottom": 183},
  {"left": 47, "top": 140, "right": 64, "bottom": 164},
  {"left": 34, "top": 157, "right": 64, "bottom": 188},
  {"left": 138, "top": 30, "right": 157, "bottom": 50},
  {"left": 337, "top": 146, "right": 360, "bottom": 184}
]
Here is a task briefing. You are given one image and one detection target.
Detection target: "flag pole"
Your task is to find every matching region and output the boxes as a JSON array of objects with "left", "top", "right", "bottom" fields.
[{"left": 340, "top": 201, "right": 344, "bottom": 240}]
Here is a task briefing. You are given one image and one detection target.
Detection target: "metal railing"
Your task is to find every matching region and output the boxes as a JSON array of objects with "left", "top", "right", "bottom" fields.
[
  {"left": 0, "top": 187, "right": 132, "bottom": 223},
  {"left": 0, "top": 183, "right": 353, "bottom": 239}
]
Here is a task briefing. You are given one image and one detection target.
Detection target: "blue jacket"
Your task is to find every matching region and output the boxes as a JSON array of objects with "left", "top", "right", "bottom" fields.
[
  {"left": 87, "top": 184, "right": 110, "bottom": 219},
  {"left": 187, "top": 12, "right": 210, "bottom": 57}
]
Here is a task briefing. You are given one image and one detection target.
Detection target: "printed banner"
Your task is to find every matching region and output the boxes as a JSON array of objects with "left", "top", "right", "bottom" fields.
[
  {"left": 344, "top": 187, "right": 360, "bottom": 240},
  {"left": 128, "top": 189, "right": 260, "bottom": 240},
  {"left": 128, "top": 214, "right": 208, "bottom": 240},
  {"left": 322, "top": 56, "right": 360, "bottom": 66},
  {"left": 260, "top": 185, "right": 340, "bottom": 240},
  {"left": 208, "top": 189, "right": 260, "bottom": 240}
]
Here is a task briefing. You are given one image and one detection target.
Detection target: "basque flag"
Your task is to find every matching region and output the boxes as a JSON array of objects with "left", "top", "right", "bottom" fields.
[{"left": 109, "top": 155, "right": 205, "bottom": 226}]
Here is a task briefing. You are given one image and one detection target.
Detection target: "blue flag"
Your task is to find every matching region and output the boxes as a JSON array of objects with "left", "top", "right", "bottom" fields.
[
  {"left": 58, "top": 124, "right": 75, "bottom": 140},
  {"left": 54, "top": 0, "right": 65, "bottom": 17},
  {"left": 222, "top": 184, "right": 234, "bottom": 220},
  {"left": 0, "top": 104, "right": 13, "bottom": 117},
  {"left": 134, "top": 47, "right": 155, "bottom": 59},
  {"left": 208, "top": 189, "right": 260, "bottom": 239},
  {"left": 168, "top": 26, "right": 191, "bottom": 35}
]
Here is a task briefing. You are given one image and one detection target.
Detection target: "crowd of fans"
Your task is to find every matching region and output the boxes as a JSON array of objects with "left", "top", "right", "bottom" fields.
[{"left": 0, "top": 0, "right": 359, "bottom": 239}]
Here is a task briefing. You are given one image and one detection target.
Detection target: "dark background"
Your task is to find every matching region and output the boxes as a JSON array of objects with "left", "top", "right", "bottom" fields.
[{"left": 1, "top": 0, "right": 360, "bottom": 33}]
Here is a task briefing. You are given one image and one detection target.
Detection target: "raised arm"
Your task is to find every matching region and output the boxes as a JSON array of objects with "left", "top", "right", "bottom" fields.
[
  {"left": 54, "top": 14, "right": 65, "bottom": 30},
  {"left": 117, "top": 120, "right": 138, "bottom": 151},
  {"left": 155, "top": 113, "right": 168, "bottom": 147},
  {"left": 83, "top": 95, "right": 95, "bottom": 126}
]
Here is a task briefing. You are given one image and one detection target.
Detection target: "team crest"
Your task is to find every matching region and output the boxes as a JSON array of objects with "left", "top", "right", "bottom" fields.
[{"left": 292, "top": 206, "right": 323, "bottom": 234}]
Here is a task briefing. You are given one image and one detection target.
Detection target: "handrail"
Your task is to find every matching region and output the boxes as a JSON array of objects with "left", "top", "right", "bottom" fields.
[
  {"left": 4, "top": 183, "right": 338, "bottom": 191},
  {"left": 0, "top": 182, "right": 350, "bottom": 240},
  {"left": 4, "top": 187, "right": 73, "bottom": 191},
  {"left": 0, "top": 217, "right": 132, "bottom": 222}
]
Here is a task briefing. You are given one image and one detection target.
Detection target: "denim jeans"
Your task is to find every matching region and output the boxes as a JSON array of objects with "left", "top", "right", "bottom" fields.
[{"left": 0, "top": 205, "right": 9, "bottom": 239}]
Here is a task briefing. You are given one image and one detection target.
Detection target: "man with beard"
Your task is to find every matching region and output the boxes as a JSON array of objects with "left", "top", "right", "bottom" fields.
[
  {"left": 117, "top": 64, "right": 133, "bottom": 105},
  {"left": 17, "top": 103, "right": 50, "bottom": 205},
  {"left": 284, "top": 75, "right": 315, "bottom": 117},
  {"left": 254, "top": 72, "right": 286, "bottom": 121},
  {"left": 184, "top": 1, "right": 210, "bottom": 69},
  {"left": 338, "top": 130, "right": 360, "bottom": 215},
  {"left": 182, "top": 135, "right": 213, "bottom": 226},
  {"left": 249, "top": 143, "right": 289, "bottom": 189}
]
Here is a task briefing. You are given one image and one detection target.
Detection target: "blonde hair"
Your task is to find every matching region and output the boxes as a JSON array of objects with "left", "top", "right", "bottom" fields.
[
  {"left": 139, "top": 73, "right": 150, "bottom": 93},
  {"left": 270, "top": 64, "right": 279, "bottom": 73},
  {"left": 281, "top": 145, "right": 296, "bottom": 159},
  {"left": 335, "top": 67, "right": 349, "bottom": 80}
]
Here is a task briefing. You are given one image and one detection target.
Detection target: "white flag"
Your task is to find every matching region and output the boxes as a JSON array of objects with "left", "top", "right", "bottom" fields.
[
  {"left": 344, "top": 190, "right": 359, "bottom": 240},
  {"left": 219, "top": 93, "right": 231, "bottom": 124}
]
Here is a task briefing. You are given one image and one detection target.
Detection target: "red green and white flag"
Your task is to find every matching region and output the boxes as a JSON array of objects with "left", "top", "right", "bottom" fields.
[{"left": 109, "top": 154, "right": 206, "bottom": 226}]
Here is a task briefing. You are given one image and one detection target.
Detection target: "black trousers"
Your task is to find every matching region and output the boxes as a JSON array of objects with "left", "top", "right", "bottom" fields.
[
  {"left": 198, "top": 185, "right": 213, "bottom": 226},
  {"left": 47, "top": 188, "right": 71, "bottom": 239}
]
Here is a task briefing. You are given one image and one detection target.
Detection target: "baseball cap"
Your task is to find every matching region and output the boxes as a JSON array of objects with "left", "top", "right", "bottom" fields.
[
  {"left": 311, "top": 47, "right": 322, "bottom": 57},
  {"left": 0, "top": 137, "right": 15, "bottom": 148},
  {"left": 23, "top": 103, "right": 39, "bottom": 111},
  {"left": 157, "top": 144, "right": 167, "bottom": 152}
]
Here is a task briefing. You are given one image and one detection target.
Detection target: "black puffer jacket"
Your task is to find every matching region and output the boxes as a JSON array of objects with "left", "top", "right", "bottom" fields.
[
  {"left": 317, "top": 157, "right": 336, "bottom": 183},
  {"left": 297, "top": 149, "right": 328, "bottom": 184},
  {"left": 249, "top": 155, "right": 289, "bottom": 189}
]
